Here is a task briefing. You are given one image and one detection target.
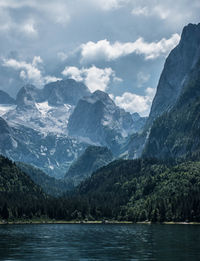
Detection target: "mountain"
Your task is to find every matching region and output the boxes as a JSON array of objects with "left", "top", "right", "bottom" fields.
[
  {"left": 65, "top": 146, "right": 113, "bottom": 185},
  {"left": 68, "top": 90, "right": 134, "bottom": 154},
  {"left": 0, "top": 90, "right": 16, "bottom": 118},
  {"left": 0, "top": 155, "right": 44, "bottom": 195},
  {"left": 143, "top": 57, "right": 200, "bottom": 159},
  {"left": 0, "top": 117, "right": 17, "bottom": 151},
  {"left": 16, "top": 84, "right": 42, "bottom": 107},
  {"left": 131, "top": 113, "right": 147, "bottom": 133},
  {"left": 1, "top": 23, "right": 199, "bottom": 180},
  {"left": 0, "top": 79, "right": 147, "bottom": 177},
  {"left": 43, "top": 79, "right": 90, "bottom": 106},
  {"left": 0, "top": 155, "right": 47, "bottom": 219},
  {"left": 147, "top": 23, "right": 200, "bottom": 128},
  {"left": 5, "top": 80, "right": 90, "bottom": 134},
  {"left": 125, "top": 23, "right": 200, "bottom": 159},
  {"left": 0, "top": 90, "right": 15, "bottom": 104},
  {"left": 0, "top": 155, "right": 75, "bottom": 221},
  {"left": 17, "top": 162, "right": 73, "bottom": 196},
  {"left": 15, "top": 79, "right": 90, "bottom": 108},
  {"left": 75, "top": 158, "right": 200, "bottom": 222},
  {"left": 0, "top": 110, "right": 88, "bottom": 178},
  {"left": 0, "top": 80, "right": 92, "bottom": 178}
]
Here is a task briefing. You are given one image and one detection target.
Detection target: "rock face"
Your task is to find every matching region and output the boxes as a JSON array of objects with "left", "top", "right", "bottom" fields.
[
  {"left": 147, "top": 23, "right": 200, "bottom": 128},
  {"left": 0, "top": 80, "right": 91, "bottom": 178},
  {"left": 143, "top": 57, "right": 200, "bottom": 159},
  {"left": 5, "top": 80, "right": 90, "bottom": 134},
  {"left": 125, "top": 23, "right": 200, "bottom": 160},
  {"left": 16, "top": 84, "right": 42, "bottom": 108},
  {"left": 65, "top": 146, "right": 113, "bottom": 185},
  {"left": 131, "top": 113, "right": 147, "bottom": 133},
  {"left": 0, "top": 90, "right": 15, "bottom": 104},
  {"left": 1, "top": 23, "right": 199, "bottom": 177},
  {"left": 43, "top": 79, "right": 90, "bottom": 106},
  {"left": 0, "top": 118, "right": 88, "bottom": 178},
  {"left": 68, "top": 90, "right": 134, "bottom": 154},
  {"left": 0, "top": 117, "right": 16, "bottom": 151}
]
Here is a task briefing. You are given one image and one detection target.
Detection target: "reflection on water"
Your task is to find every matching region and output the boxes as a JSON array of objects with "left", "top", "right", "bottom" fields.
[{"left": 0, "top": 224, "right": 200, "bottom": 261}]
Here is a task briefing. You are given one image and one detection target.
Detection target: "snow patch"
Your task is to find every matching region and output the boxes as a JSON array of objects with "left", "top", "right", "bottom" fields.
[{"left": 0, "top": 104, "right": 16, "bottom": 116}]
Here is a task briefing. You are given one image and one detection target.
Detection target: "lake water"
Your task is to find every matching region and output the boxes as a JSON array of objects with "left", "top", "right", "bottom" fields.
[{"left": 0, "top": 224, "right": 199, "bottom": 261}]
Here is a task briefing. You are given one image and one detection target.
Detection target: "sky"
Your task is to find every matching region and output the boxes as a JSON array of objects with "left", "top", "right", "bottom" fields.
[{"left": 0, "top": 0, "right": 199, "bottom": 116}]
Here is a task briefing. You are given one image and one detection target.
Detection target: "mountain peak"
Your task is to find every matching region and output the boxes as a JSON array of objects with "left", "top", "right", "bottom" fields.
[
  {"left": 82, "top": 90, "right": 115, "bottom": 107},
  {"left": 182, "top": 23, "right": 200, "bottom": 39},
  {"left": 147, "top": 22, "right": 200, "bottom": 127},
  {"left": 43, "top": 79, "right": 90, "bottom": 106},
  {"left": 16, "top": 84, "right": 41, "bottom": 108},
  {"left": 0, "top": 90, "right": 15, "bottom": 104}
]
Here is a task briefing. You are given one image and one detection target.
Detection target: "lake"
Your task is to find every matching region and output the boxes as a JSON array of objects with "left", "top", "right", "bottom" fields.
[{"left": 0, "top": 224, "right": 199, "bottom": 260}]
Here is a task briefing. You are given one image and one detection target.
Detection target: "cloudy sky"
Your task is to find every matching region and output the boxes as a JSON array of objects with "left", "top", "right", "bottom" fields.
[{"left": 0, "top": 0, "right": 199, "bottom": 116}]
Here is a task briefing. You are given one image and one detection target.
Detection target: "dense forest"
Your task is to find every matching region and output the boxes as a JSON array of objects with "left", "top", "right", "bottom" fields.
[
  {"left": 1, "top": 155, "right": 200, "bottom": 222},
  {"left": 17, "top": 162, "right": 73, "bottom": 196}
]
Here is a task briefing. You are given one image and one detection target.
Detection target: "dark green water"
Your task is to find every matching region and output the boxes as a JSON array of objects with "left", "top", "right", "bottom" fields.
[{"left": 0, "top": 224, "right": 200, "bottom": 261}]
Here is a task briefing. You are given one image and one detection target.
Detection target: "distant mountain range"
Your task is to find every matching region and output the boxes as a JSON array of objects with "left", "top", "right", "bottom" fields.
[
  {"left": 0, "top": 23, "right": 200, "bottom": 184},
  {"left": 1, "top": 23, "right": 200, "bottom": 223},
  {"left": 0, "top": 78, "right": 145, "bottom": 178}
]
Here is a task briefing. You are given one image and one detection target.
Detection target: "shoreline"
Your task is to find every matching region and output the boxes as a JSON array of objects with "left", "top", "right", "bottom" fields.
[{"left": 1, "top": 220, "right": 200, "bottom": 225}]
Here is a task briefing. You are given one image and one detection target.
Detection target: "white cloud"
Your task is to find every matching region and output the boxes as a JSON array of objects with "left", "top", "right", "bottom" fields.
[
  {"left": 32, "top": 56, "right": 43, "bottom": 67},
  {"left": 3, "top": 57, "right": 43, "bottom": 86},
  {"left": 131, "top": 5, "right": 170, "bottom": 20},
  {"left": 80, "top": 34, "right": 180, "bottom": 63},
  {"left": 113, "top": 76, "right": 123, "bottom": 83},
  {"left": 57, "top": 52, "right": 68, "bottom": 61},
  {"left": 62, "top": 66, "right": 84, "bottom": 82},
  {"left": 131, "top": 6, "right": 149, "bottom": 16},
  {"left": 84, "top": 66, "right": 114, "bottom": 92},
  {"left": 0, "top": 11, "right": 38, "bottom": 37},
  {"left": 22, "top": 20, "right": 38, "bottom": 36},
  {"left": 153, "top": 5, "right": 170, "bottom": 20},
  {"left": 44, "top": 76, "right": 62, "bottom": 84},
  {"left": 0, "top": 0, "right": 70, "bottom": 37},
  {"left": 114, "top": 87, "right": 156, "bottom": 116},
  {"left": 137, "top": 71, "right": 150, "bottom": 87},
  {"left": 2, "top": 56, "right": 61, "bottom": 86},
  {"left": 62, "top": 65, "right": 117, "bottom": 92},
  {"left": 87, "top": 0, "right": 129, "bottom": 11}
]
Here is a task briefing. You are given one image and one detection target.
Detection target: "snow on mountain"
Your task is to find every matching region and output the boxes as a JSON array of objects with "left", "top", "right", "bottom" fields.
[
  {"left": 0, "top": 78, "right": 147, "bottom": 178},
  {"left": 0, "top": 80, "right": 92, "bottom": 178},
  {"left": 4, "top": 79, "right": 91, "bottom": 135},
  {"left": 0, "top": 104, "right": 16, "bottom": 117},
  {"left": 5, "top": 101, "right": 73, "bottom": 134}
]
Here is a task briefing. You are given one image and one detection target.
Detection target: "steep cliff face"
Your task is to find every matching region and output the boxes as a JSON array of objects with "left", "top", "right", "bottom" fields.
[
  {"left": 126, "top": 23, "right": 200, "bottom": 159},
  {"left": 43, "top": 79, "right": 90, "bottom": 106},
  {"left": 0, "top": 117, "right": 19, "bottom": 153},
  {"left": 143, "top": 58, "right": 200, "bottom": 159},
  {"left": 147, "top": 23, "right": 200, "bottom": 128},
  {"left": 68, "top": 90, "right": 135, "bottom": 154},
  {"left": 16, "top": 84, "right": 42, "bottom": 108}
]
